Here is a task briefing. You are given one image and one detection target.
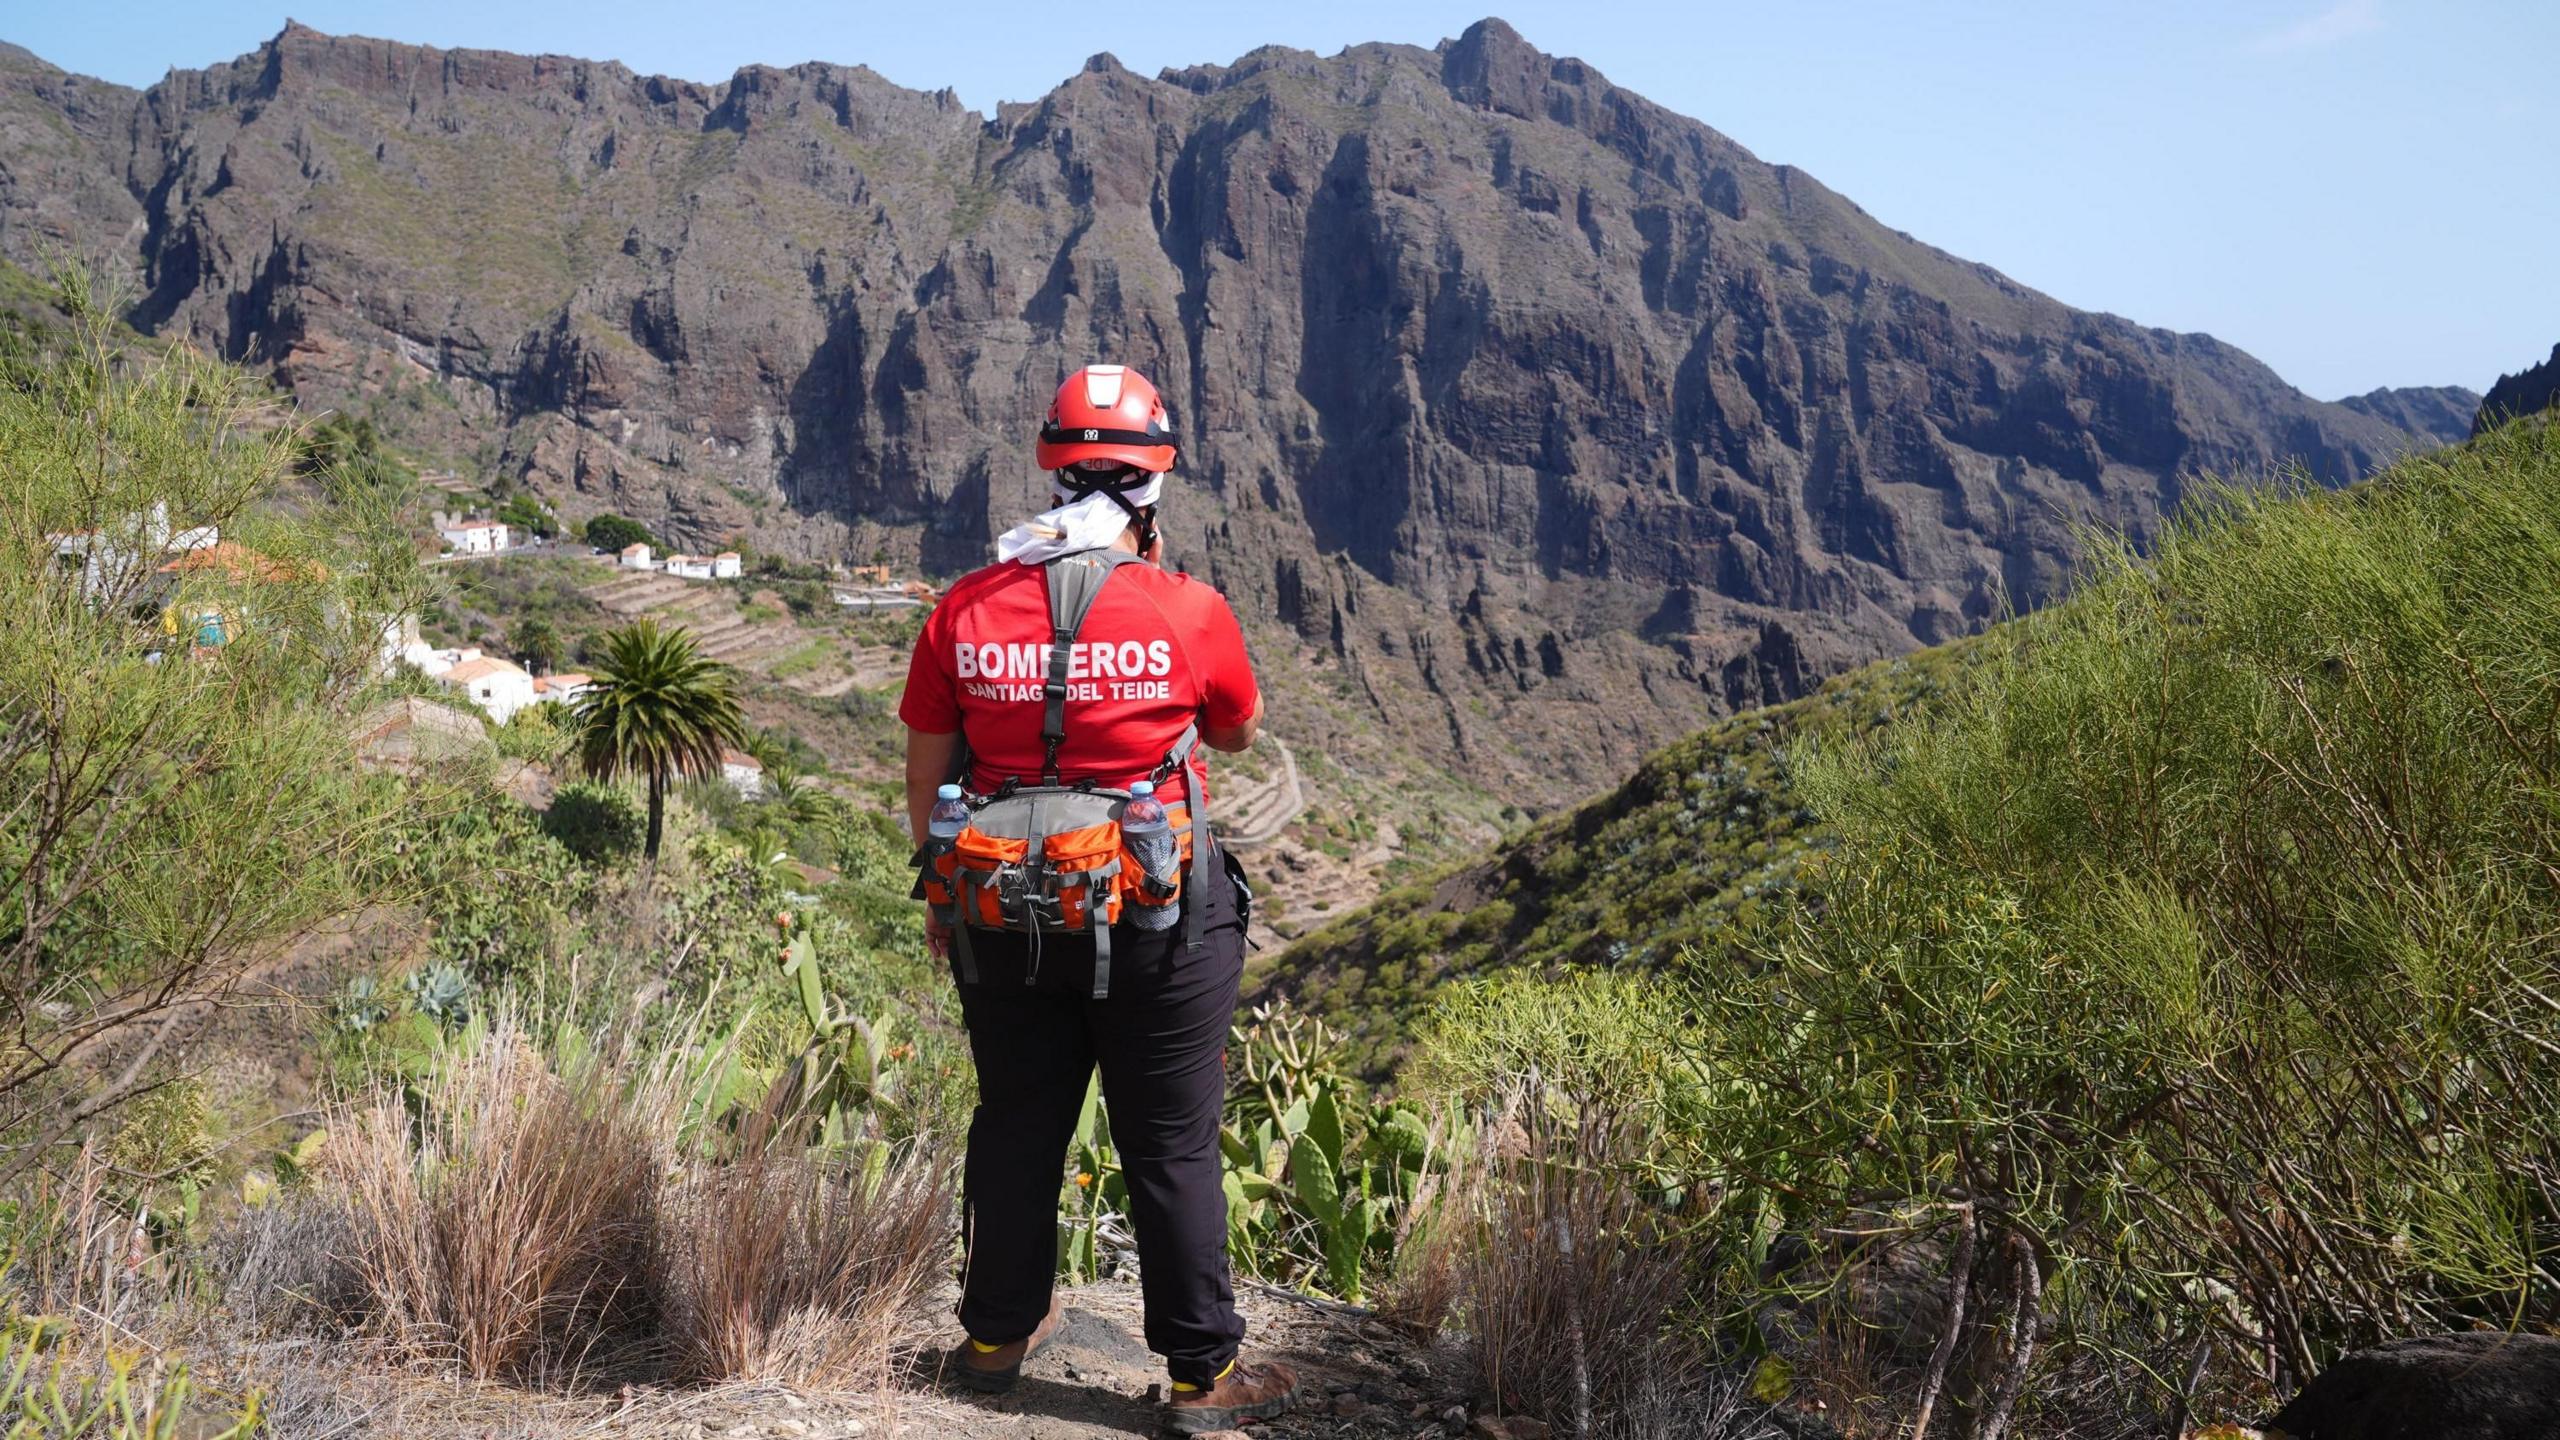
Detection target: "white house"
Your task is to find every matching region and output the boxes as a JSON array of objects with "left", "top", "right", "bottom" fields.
[
  {"left": 402, "top": 641, "right": 462, "bottom": 676},
  {"left": 659, "top": 551, "right": 742, "bottom": 582},
  {"left": 48, "top": 503, "right": 218, "bottom": 604},
  {"left": 438, "top": 655, "right": 538, "bottom": 725},
  {"left": 533, "top": 671, "right": 593, "bottom": 706},
  {"left": 439, "top": 518, "right": 511, "bottom": 554},
  {"left": 721, "top": 747, "right": 765, "bottom": 798},
  {"left": 835, "top": 586, "right": 920, "bottom": 611},
  {"left": 378, "top": 614, "right": 416, "bottom": 675},
  {"left": 619, "top": 542, "right": 654, "bottom": 570}
]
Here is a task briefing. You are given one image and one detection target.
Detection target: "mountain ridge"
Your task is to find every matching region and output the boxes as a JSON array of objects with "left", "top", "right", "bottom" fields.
[
  {"left": 2477, "top": 343, "right": 2560, "bottom": 434},
  {"left": 0, "top": 17, "right": 2467, "bottom": 792},
  {"left": 2337, "top": 384, "right": 2481, "bottom": 446}
]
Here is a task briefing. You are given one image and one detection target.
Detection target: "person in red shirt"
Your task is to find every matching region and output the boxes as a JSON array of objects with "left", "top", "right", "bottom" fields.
[{"left": 901, "top": 365, "right": 1299, "bottom": 1433}]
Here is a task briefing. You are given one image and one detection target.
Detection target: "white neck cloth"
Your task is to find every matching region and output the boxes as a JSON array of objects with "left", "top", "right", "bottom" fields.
[{"left": 996, "top": 473, "right": 1165, "bottom": 566}]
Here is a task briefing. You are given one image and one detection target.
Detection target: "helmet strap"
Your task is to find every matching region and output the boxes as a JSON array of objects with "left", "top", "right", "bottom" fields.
[{"left": 1055, "top": 468, "right": 1159, "bottom": 557}]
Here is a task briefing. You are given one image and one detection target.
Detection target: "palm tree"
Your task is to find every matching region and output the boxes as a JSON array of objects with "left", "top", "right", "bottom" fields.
[
  {"left": 575, "top": 620, "right": 747, "bottom": 860},
  {"left": 763, "top": 764, "right": 845, "bottom": 828}
]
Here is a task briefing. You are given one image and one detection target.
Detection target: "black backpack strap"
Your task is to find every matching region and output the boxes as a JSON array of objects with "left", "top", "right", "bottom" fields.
[
  {"left": 951, "top": 882, "right": 980, "bottom": 985},
  {"left": 1153, "top": 724, "right": 1211, "bottom": 952},
  {"left": 1091, "top": 914, "right": 1112, "bottom": 1001},
  {"left": 1040, "top": 549, "right": 1138, "bottom": 785}
]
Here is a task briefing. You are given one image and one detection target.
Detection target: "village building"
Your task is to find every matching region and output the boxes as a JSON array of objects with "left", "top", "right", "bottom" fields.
[
  {"left": 438, "top": 518, "right": 511, "bottom": 554},
  {"left": 619, "top": 542, "right": 654, "bottom": 570},
  {"left": 720, "top": 747, "right": 765, "bottom": 798},
  {"left": 47, "top": 505, "right": 405, "bottom": 673},
  {"left": 833, "top": 578, "right": 938, "bottom": 611},
  {"left": 401, "top": 644, "right": 538, "bottom": 725},
  {"left": 154, "top": 541, "right": 321, "bottom": 650},
  {"left": 438, "top": 655, "right": 538, "bottom": 725},
  {"left": 659, "top": 551, "right": 742, "bottom": 581},
  {"left": 48, "top": 503, "right": 220, "bottom": 604},
  {"left": 533, "top": 671, "right": 593, "bottom": 705}
]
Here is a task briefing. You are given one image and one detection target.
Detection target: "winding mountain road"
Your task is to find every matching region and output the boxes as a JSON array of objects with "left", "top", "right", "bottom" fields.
[{"left": 1216, "top": 735, "right": 1304, "bottom": 849}]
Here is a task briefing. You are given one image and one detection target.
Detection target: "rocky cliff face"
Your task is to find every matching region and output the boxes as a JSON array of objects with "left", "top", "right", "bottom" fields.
[
  {"left": 2476, "top": 344, "right": 2560, "bottom": 434},
  {"left": 0, "top": 20, "right": 2458, "bottom": 789},
  {"left": 0, "top": 44, "right": 141, "bottom": 270},
  {"left": 2337, "top": 385, "right": 2479, "bottom": 447}
]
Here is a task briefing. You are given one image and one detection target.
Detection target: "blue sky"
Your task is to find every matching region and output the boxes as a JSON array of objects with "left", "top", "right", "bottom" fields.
[{"left": 12, "top": 1, "right": 2555, "bottom": 398}]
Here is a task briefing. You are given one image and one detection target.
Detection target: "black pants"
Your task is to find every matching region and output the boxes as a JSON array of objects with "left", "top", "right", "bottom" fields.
[{"left": 951, "top": 857, "right": 1247, "bottom": 1386}]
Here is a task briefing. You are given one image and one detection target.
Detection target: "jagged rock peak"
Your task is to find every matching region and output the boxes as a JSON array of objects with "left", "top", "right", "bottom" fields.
[
  {"left": 2476, "top": 343, "right": 2560, "bottom": 435},
  {"left": 1441, "top": 16, "right": 1554, "bottom": 116}
]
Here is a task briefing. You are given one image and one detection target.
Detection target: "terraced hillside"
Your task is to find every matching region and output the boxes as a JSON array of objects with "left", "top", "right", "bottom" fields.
[{"left": 424, "top": 554, "right": 916, "bottom": 774}]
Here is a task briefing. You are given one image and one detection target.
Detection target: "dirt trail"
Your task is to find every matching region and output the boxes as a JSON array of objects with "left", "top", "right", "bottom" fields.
[
  {"left": 232, "top": 1282, "right": 1473, "bottom": 1439},
  {"left": 1215, "top": 736, "right": 1305, "bottom": 850},
  {"left": 894, "top": 1281, "right": 1458, "bottom": 1440}
]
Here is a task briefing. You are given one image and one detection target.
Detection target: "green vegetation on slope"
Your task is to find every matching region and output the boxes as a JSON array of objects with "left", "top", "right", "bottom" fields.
[
  {"left": 1254, "top": 640, "right": 1976, "bottom": 1075},
  {"left": 0, "top": 270, "right": 427, "bottom": 1188},
  {"left": 1409, "top": 419, "right": 2560, "bottom": 1429}
]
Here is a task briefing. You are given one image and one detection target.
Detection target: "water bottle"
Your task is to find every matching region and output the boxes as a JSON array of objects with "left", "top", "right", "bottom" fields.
[
  {"left": 1121, "top": 780, "right": 1181, "bottom": 932},
  {"left": 925, "top": 784, "right": 969, "bottom": 923}
]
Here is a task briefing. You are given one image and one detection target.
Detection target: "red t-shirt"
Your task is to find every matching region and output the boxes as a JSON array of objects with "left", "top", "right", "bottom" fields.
[{"left": 899, "top": 558, "right": 1257, "bottom": 808}]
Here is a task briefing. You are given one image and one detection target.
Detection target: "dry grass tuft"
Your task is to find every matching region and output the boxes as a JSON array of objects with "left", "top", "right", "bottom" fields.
[
  {"left": 320, "top": 1021, "right": 658, "bottom": 1382},
  {"left": 1456, "top": 1098, "right": 1757, "bottom": 1439},
  {"left": 203, "top": 1192, "right": 366, "bottom": 1337},
  {"left": 652, "top": 1135, "right": 955, "bottom": 1389},
  {"left": 311, "top": 1013, "right": 958, "bottom": 1397},
  {"left": 1377, "top": 1120, "right": 1476, "bottom": 1339}
]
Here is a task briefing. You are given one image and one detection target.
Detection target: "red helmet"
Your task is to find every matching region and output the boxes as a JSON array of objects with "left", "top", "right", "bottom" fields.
[{"left": 1036, "top": 365, "right": 1178, "bottom": 476}]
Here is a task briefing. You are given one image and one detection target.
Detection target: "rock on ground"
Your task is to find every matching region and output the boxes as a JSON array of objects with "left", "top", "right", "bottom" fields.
[{"left": 2266, "top": 1333, "right": 2560, "bottom": 1440}]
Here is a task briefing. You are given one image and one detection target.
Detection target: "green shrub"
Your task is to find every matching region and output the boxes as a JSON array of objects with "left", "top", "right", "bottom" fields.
[
  {"left": 494, "top": 701, "right": 573, "bottom": 765},
  {"left": 382, "top": 794, "right": 591, "bottom": 990},
  {"left": 1685, "top": 423, "right": 2560, "bottom": 1416},
  {"left": 0, "top": 267, "right": 421, "bottom": 1186},
  {"left": 542, "top": 781, "right": 643, "bottom": 866},
  {"left": 104, "top": 1081, "right": 217, "bottom": 1193},
  {"left": 581, "top": 513, "right": 654, "bottom": 552},
  {"left": 299, "top": 408, "right": 410, "bottom": 489},
  {"left": 1408, "top": 970, "right": 1705, "bottom": 1138},
  {"left": 494, "top": 492, "right": 553, "bottom": 538}
]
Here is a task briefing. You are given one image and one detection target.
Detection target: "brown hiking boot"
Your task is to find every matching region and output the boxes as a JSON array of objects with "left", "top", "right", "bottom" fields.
[
  {"left": 1162, "top": 1358, "right": 1301, "bottom": 1433},
  {"left": 946, "top": 1296, "right": 1065, "bottom": 1394}
]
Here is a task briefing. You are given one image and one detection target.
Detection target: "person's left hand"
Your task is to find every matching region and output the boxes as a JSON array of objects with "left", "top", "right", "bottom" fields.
[{"left": 924, "top": 906, "right": 953, "bottom": 961}]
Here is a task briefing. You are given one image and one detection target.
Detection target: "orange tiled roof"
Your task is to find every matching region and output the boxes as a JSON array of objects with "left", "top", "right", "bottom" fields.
[
  {"left": 158, "top": 541, "right": 322, "bottom": 583},
  {"left": 441, "top": 656, "right": 528, "bottom": 684}
]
